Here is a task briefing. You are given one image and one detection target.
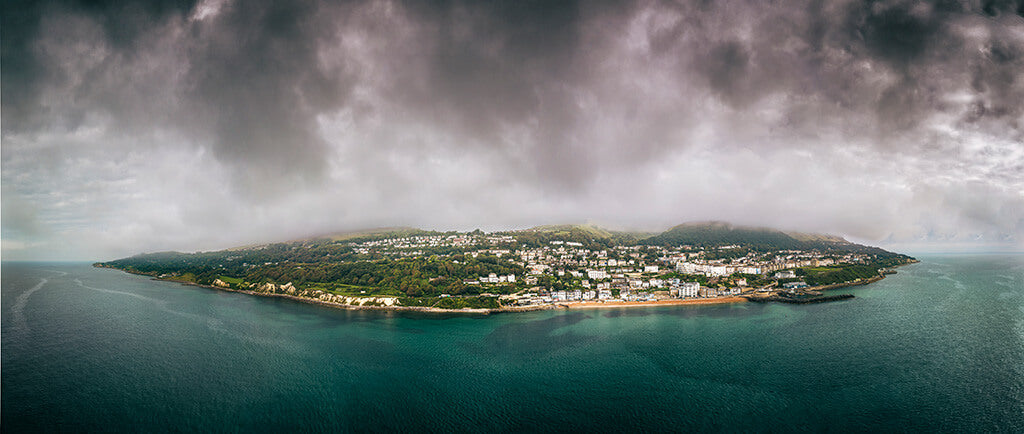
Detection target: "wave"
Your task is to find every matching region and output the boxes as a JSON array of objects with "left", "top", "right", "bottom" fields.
[
  {"left": 74, "top": 278, "right": 169, "bottom": 305},
  {"left": 73, "top": 277, "right": 289, "bottom": 350},
  {"left": 11, "top": 278, "right": 48, "bottom": 334},
  {"left": 936, "top": 274, "right": 967, "bottom": 291}
]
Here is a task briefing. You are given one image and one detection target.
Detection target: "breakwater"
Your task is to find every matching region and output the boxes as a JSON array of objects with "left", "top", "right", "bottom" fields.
[{"left": 746, "top": 294, "right": 855, "bottom": 304}]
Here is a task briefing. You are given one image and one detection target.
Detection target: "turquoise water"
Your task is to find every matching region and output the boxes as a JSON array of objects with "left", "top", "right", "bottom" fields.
[{"left": 3, "top": 255, "right": 1023, "bottom": 432}]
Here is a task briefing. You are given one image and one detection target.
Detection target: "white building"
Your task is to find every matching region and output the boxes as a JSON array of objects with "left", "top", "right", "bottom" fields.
[
  {"left": 708, "top": 266, "right": 730, "bottom": 277},
  {"left": 774, "top": 270, "right": 796, "bottom": 279},
  {"left": 644, "top": 265, "right": 660, "bottom": 273},
  {"left": 680, "top": 282, "right": 700, "bottom": 298},
  {"left": 739, "top": 267, "right": 762, "bottom": 275},
  {"left": 676, "top": 262, "right": 698, "bottom": 274}
]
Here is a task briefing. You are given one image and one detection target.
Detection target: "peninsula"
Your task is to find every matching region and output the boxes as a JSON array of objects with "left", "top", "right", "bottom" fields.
[{"left": 95, "top": 222, "right": 917, "bottom": 313}]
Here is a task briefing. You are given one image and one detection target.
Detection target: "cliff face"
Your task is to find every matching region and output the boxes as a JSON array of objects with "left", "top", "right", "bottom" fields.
[
  {"left": 250, "top": 281, "right": 399, "bottom": 307},
  {"left": 212, "top": 278, "right": 401, "bottom": 307}
]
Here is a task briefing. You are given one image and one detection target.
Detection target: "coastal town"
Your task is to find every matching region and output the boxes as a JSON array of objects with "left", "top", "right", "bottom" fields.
[
  {"left": 97, "top": 223, "right": 917, "bottom": 312},
  {"left": 346, "top": 232, "right": 904, "bottom": 308}
]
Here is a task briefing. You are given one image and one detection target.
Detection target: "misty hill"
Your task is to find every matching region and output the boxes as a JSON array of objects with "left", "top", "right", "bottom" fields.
[
  {"left": 312, "top": 227, "right": 438, "bottom": 243},
  {"left": 526, "top": 224, "right": 616, "bottom": 239},
  {"left": 510, "top": 223, "right": 653, "bottom": 249},
  {"left": 640, "top": 221, "right": 890, "bottom": 255},
  {"left": 224, "top": 227, "right": 439, "bottom": 251}
]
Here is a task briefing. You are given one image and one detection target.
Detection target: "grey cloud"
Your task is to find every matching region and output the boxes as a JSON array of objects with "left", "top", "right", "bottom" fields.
[
  {"left": 2, "top": 0, "right": 1023, "bottom": 259},
  {"left": 181, "top": 0, "right": 357, "bottom": 195},
  {"left": 9, "top": 0, "right": 1022, "bottom": 184},
  {"left": 1, "top": 186, "right": 44, "bottom": 238}
]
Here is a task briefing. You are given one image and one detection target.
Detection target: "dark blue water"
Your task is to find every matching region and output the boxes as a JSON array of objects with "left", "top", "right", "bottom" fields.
[{"left": 3, "top": 255, "right": 1023, "bottom": 432}]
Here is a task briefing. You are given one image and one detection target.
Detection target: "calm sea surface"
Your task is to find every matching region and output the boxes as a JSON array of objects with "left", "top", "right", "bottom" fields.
[{"left": 3, "top": 255, "right": 1023, "bottom": 432}]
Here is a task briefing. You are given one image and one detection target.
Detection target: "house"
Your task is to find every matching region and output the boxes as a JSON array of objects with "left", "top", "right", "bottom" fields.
[
  {"left": 676, "top": 262, "right": 697, "bottom": 274},
  {"left": 739, "top": 267, "right": 762, "bottom": 275},
  {"left": 644, "top": 265, "right": 659, "bottom": 273},
  {"left": 708, "top": 266, "right": 730, "bottom": 276},
  {"left": 774, "top": 271, "right": 797, "bottom": 279},
  {"left": 680, "top": 282, "right": 700, "bottom": 298}
]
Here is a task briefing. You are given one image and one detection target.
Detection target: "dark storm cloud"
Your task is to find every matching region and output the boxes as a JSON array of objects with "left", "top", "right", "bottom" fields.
[
  {"left": 2, "top": 0, "right": 1023, "bottom": 258},
  {"left": 696, "top": 40, "right": 753, "bottom": 107},
  {"left": 855, "top": 2, "right": 944, "bottom": 65},
  {"left": 1, "top": 0, "right": 199, "bottom": 131},
  {"left": 6, "top": 0, "right": 1023, "bottom": 180},
  {"left": 181, "top": 0, "right": 357, "bottom": 192}
]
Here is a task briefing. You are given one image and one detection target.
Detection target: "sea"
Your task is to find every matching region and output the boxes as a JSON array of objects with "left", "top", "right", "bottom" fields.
[{"left": 3, "top": 255, "right": 1023, "bottom": 432}]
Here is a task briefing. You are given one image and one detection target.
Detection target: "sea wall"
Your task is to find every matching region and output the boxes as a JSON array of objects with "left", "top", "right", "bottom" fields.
[{"left": 746, "top": 294, "right": 855, "bottom": 304}]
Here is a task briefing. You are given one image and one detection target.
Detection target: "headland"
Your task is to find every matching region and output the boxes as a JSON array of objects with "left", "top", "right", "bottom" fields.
[{"left": 95, "top": 222, "right": 918, "bottom": 314}]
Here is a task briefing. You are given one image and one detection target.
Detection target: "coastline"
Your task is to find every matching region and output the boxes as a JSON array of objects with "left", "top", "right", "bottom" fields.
[
  {"left": 95, "top": 265, "right": 550, "bottom": 314},
  {"left": 94, "top": 259, "right": 917, "bottom": 314},
  {"left": 563, "top": 297, "right": 747, "bottom": 309},
  {"left": 800, "top": 258, "right": 918, "bottom": 293}
]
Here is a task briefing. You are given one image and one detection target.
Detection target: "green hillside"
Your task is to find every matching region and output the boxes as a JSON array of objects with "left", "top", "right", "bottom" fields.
[
  {"left": 513, "top": 224, "right": 653, "bottom": 249},
  {"left": 640, "top": 221, "right": 899, "bottom": 256},
  {"left": 641, "top": 221, "right": 805, "bottom": 250}
]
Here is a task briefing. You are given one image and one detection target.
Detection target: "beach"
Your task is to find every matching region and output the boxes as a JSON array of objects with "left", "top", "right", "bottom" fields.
[{"left": 564, "top": 297, "right": 748, "bottom": 309}]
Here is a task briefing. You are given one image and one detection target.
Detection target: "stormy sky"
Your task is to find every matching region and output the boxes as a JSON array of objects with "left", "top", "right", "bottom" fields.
[{"left": 3, "top": 0, "right": 1023, "bottom": 260}]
